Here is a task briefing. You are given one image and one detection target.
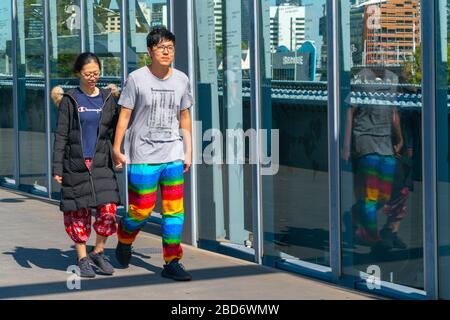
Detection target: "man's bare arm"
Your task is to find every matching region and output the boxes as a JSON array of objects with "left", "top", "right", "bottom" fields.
[
  {"left": 180, "top": 109, "right": 192, "bottom": 173},
  {"left": 112, "top": 107, "right": 133, "bottom": 168}
]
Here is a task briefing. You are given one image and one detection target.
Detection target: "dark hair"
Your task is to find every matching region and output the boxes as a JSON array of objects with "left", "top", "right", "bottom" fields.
[
  {"left": 72, "top": 52, "right": 102, "bottom": 74},
  {"left": 147, "top": 26, "right": 176, "bottom": 48}
]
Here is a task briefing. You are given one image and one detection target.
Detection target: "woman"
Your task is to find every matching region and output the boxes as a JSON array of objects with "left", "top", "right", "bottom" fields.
[{"left": 52, "top": 52, "right": 121, "bottom": 278}]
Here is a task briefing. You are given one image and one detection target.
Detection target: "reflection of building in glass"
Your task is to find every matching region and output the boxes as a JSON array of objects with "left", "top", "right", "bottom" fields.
[
  {"left": 350, "top": 4, "right": 365, "bottom": 66},
  {"left": 149, "top": 3, "right": 168, "bottom": 27},
  {"left": 0, "top": 7, "right": 11, "bottom": 75},
  {"left": 360, "top": 0, "right": 421, "bottom": 65},
  {"left": 270, "top": 4, "right": 305, "bottom": 52},
  {"left": 28, "top": 2, "right": 44, "bottom": 38},
  {"left": 214, "top": 0, "right": 250, "bottom": 49},
  {"left": 300, "top": 0, "right": 325, "bottom": 69},
  {"left": 94, "top": 0, "right": 121, "bottom": 33},
  {"left": 214, "top": 0, "right": 223, "bottom": 48},
  {"left": 138, "top": 1, "right": 152, "bottom": 24},
  {"left": 318, "top": 4, "right": 327, "bottom": 70},
  {"left": 105, "top": 0, "right": 120, "bottom": 32}
]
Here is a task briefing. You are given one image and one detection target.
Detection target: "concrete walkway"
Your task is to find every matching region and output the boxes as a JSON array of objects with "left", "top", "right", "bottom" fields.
[{"left": 0, "top": 188, "right": 376, "bottom": 300}]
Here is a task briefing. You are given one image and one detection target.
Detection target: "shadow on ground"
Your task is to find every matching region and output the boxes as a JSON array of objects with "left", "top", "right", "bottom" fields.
[{"left": 1, "top": 246, "right": 275, "bottom": 299}]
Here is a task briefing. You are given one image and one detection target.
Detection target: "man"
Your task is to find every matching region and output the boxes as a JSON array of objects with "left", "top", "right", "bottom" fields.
[{"left": 112, "top": 27, "right": 193, "bottom": 281}]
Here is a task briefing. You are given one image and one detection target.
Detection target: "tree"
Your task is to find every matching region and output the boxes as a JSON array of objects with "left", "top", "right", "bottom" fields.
[
  {"left": 403, "top": 43, "right": 450, "bottom": 85},
  {"left": 403, "top": 46, "right": 422, "bottom": 85}
]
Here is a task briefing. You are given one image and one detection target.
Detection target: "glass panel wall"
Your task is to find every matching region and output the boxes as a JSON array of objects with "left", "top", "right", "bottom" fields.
[
  {"left": 85, "top": 0, "right": 125, "bottom": 200},
  {"left": 339, "top": 0, "right": 424, "bottom": 290},
  {"left": 194, "top": 0, "right": 254, "bottom": 254},
  {"left": 127, "top": 0, "right": 168, "bottom": 74},
  {"left": 16, "top": 0, "right": 48, "bottom": 195},
  {"left": 261, "top": 0, "right": 331, "bottom": 267},
  {"left": 86, "top": 0, "right": 122, "bottom": 81},
  {"left": 0, "top": 1, "right": 15, "bottom": 187},
  {"left": 437, "top": 0, "right": 450, "bottom": 300},
  {"left": 48, "top": 0, "right": 81, "bottom": 200}
]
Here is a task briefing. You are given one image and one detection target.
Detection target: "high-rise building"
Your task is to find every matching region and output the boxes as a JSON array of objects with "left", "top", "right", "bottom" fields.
[
  {"left": 301, "top": 0, "right": 325, "bottom": 68},
  {"left": 213, "top": 0, "right": 250, "bottom": 49},
  {"left": 270, "top": 5, "right": 305, "bottom": 52},
  {"left": 214, "top": 0, "right": 223, "bottom": 48},
  {"left": 361, "top": 0, "right": 421, "bottom": 65}
]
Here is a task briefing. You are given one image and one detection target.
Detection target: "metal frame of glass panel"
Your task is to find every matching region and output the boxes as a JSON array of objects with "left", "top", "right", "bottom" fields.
[
  {"left": 422, "top": 0, "right": 438, "bottom": 300},
  {"left": 249, "top": 0, "right": 263, "bottom": 265},
  {"left": 120, "top": 0, "right": 129, "bottom": 211},
  {"left": 11, "top": 0, "right": 20, "bottom": 188},
  {"left": 328, "top": 0, "right": 342, "bottom": 282},
  {"left": 186, "top": 0, "right": 198, "bottom": 247},
  {"left": 44, "top": 0, "right": 52, "bottom": 199}
]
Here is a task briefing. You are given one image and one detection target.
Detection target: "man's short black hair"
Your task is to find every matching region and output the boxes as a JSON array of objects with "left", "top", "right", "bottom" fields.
[{"left": 147, "top": 26, "right": 176, "bottom": 48}]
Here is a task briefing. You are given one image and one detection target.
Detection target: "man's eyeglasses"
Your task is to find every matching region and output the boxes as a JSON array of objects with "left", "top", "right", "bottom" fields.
[
  {"left": 154, "top": 45, "right": 175, "bottom": 53},
  {"left": 81, "top": 71, "right": 100, "bottom": 79}
]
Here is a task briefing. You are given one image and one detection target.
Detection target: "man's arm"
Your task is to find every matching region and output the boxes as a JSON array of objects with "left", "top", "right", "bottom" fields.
[
  {"left": 343, "top": 107, "right": 354, "bottom": 161},
  {"left": 180, "top": 109, "right": 192, "bottom": 173},
  {"left": 392, "top": 108, "right": 404, "bottom": 156},
  {"left": 112, "top": 107, "right": 133, "bottom": 169}
]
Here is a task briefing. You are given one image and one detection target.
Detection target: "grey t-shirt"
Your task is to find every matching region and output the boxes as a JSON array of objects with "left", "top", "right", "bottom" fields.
[
  {"left": 118, "top": 66, "right": 193, "bottom": 164},
  {"left": 352, "top": 105, "right": 394, "bottom": 158}
]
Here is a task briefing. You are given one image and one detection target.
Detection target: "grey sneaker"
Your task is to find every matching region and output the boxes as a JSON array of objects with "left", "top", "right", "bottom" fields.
[
  {"left": 88, "top": 251, "right": 114, "bottom": 275},
  {"left": 161, "top": 259, "right": 192, "bottom": 281},
  {"left": 78, "top": 257, "right": 96, "bottom": 278}
]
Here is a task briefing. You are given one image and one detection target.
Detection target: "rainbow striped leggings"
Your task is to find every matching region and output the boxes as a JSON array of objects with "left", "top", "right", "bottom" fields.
[{"left": 118, "top": 161, "right": 184, "bottom": 263}]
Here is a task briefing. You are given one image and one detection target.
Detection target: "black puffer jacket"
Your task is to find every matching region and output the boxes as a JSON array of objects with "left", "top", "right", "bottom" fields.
[{"left": 52, "top": 88, "right": 121, "bottom": 212}]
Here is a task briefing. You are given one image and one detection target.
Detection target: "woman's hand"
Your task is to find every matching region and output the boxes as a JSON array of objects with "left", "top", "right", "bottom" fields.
[
  {"left": 113, "top": 148, "right": 127, "bottom": 169},
  {"left": 53, "top": 175, "right": 62, "bottom": 184}
]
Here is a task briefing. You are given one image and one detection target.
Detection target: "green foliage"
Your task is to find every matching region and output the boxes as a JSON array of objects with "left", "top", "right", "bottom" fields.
[{"left": 403, "top": 45, "right": 450, "bottom": 85}]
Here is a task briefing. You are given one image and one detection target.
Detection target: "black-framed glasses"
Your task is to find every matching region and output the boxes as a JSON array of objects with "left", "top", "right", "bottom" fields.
[{"left": 154, "top": 45, "right": 175, "bottom": 53}]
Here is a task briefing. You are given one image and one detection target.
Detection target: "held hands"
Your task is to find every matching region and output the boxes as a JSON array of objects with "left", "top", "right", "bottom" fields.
[
  {"left": 112, "top": 148, "right": 127, "bottom": 169},
  {"left": 342, "top": 146, "right": 351, "bottom": 161},
  {"left": 393, "top": 138, "right": 404, "bottom": 157},
  {"left": 53, "top": 175, "right": 62, "bottom": 184}
]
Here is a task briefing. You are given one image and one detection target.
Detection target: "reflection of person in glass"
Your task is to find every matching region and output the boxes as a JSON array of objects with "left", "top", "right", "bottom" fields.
[
  {"left": 51, "top": 86, "right": 64, "bottom": 107},
  {"left": 52, "top": 53, "right": 121, "bottom": 278},
  {"left": 343, "top": 71, "right": 403, "bottom": 248},
  {"left": 379, "top": 111, "right": 415, "bottom": 250}
]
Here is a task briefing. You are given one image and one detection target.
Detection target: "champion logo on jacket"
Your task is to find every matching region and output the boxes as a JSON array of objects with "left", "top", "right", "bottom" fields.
[{"left": 78, "top": 106, "right": 102, "bottom": 114}]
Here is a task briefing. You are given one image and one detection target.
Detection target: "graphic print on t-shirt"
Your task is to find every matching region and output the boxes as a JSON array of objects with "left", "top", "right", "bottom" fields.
[{"left": 148, "top": 88, "right": 176, "bottom": 128}]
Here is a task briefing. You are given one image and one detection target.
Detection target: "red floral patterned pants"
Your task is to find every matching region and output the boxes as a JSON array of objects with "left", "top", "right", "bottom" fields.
[{"left": 63, "top": 158, "right": 117, "bottom": 243}]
